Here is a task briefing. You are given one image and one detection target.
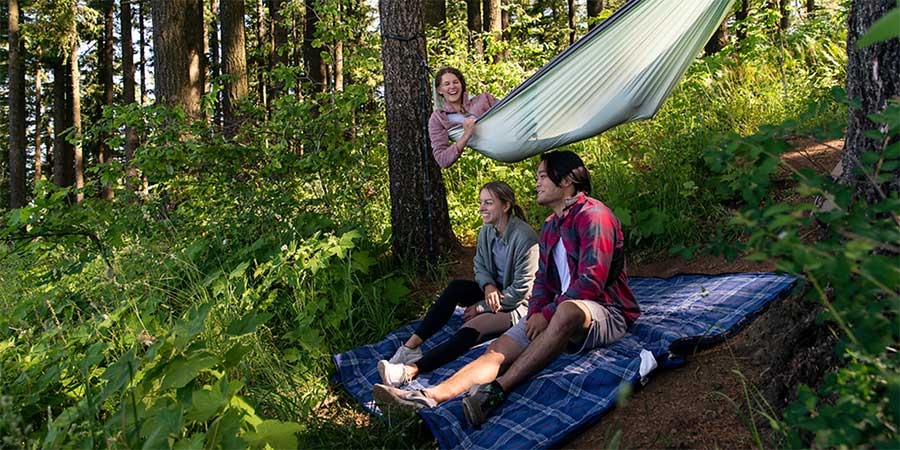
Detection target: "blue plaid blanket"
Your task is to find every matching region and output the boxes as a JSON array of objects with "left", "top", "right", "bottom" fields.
[{"left": 332, "top": 272, "right": 796, "bottom": 449}]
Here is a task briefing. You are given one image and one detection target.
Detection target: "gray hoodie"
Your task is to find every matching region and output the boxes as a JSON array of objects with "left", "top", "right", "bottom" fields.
[{"left": 473, "top": 215, "right": 539, "bottom": 325}]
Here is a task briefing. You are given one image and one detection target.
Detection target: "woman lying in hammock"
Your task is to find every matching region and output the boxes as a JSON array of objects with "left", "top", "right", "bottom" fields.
[
  {"left": 429, "top": 67, "right": 498, "bottom": 168},
  {"left": 377, "top": 181, "right": 538, "bottom": 387}
]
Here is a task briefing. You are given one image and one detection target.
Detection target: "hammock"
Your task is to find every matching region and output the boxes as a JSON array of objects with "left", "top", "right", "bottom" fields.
[{"left": 448, "top": 0, "right": 735, "bottom": 163}]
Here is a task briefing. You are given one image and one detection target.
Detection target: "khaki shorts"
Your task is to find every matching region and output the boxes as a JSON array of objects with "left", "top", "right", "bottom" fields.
[{"left": 504, "top": 300, "right": 628, "bottom": 353}]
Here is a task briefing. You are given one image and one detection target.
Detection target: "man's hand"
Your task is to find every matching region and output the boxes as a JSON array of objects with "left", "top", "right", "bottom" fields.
[
  {"left": 484, "top": 284, "right": 501, "bottom": 312},
  {"left": 463, "top": 305, "right": 480, "bottom": 322},
  {"left": 525, "top": 314, "right": 548, "bottom": 340}
]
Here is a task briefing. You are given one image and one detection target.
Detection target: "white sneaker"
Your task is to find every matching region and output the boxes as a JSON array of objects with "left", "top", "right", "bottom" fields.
[
  {"left": 378, "top": 360, "right": 412, "bottom": 387},
  {"left": 388, "top": 345, "right": 422, "bottom": 365}
]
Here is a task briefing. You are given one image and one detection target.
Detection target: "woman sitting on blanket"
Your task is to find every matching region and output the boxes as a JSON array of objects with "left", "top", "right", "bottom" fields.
[
  {"left": 378, "top": 181, "right": 539, "bottom": 386},
  {"left": 429, "top": 67, "right": 498, "bottom": 168}
]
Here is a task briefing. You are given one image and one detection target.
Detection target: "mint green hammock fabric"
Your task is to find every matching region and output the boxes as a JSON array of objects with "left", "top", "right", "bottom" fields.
[{"left": 447, "top": 0, "right": 736, "bottom": 163}]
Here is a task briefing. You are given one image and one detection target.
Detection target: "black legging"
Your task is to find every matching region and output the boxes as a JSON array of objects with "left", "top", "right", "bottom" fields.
[{"left": 413, "top": 279, "right": 502, "bottom": 373}]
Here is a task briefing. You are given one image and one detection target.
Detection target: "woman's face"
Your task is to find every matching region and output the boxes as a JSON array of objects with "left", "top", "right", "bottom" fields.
[
  {"left": 438, "top": 73, "right": 464, "bottom": 105},
  {"left": 479, "top": 189, "right": 509, "bottom": 227}
]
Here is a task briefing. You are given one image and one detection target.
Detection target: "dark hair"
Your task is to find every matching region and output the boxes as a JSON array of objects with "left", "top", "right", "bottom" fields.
[
  {"left": 434, "top": 67, "right": 467, "bottom": 99},
  {"left": 540, "top": 151, "right": 592, "bottom": 196},
  {"left": 481, "top": 181, "right": 526, "bottom": 221}
]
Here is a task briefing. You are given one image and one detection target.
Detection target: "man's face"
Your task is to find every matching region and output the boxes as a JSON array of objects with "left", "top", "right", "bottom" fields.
[{"left": 535, "top": 160, "right": 567, "bottom": 207}]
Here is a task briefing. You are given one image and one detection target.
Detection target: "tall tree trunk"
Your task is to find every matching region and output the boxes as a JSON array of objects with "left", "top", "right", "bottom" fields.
[
  {"left": 806, "top": 0, "right": 814, "bottom": 14},
  {"left": 779, "top": 0, "right": 790, "bottom": 32},
  {"left": 304, "top": 0, "right": 327, "bottom": 93},
  {"left": 99, "top": 0, "right": 115, "bottom": 199},
  {"left": 501, "top": 4, "right": 509, "bottom": 59},
  {"left": 586, "top": 0, "right": 604, "bottom": 30},
  {"left": 735, "top": 0, "right": 750, "bottom": 45},
  {"left": 839, "top": 0, "right": 900, "bottom": 200},
  {"left": 121, "top": 0, "right": 139, "bottom": 193},
  {"left": 139, "top": 0, "right": 148, "bottom": 106},
  {"left": 209, "top": 0, "right": 222, "bottom": 127},
  {"left": 35, "top": 55, "right": 43, "bottom": 183},
  {"left": 567, "top": 0, "right": 576, "bottom": 45},
  {"left": 333, "top": 1, "right": 344, "bottom": 92},
  {"left": 378, "top": 0, "right": 456, "bottom": 268},
  {"left": 484, "top": 0, "right": 501, "bottom": 61},
  {"left": 704, "top": 16, "right": 729, "bottom": 56},
  {"left": 69, "top": 11, "right": 85, "bottom": 203},
  {"left": 8, "top": 0, "right": 26, "bottom": 208},
  {"left": 256, "top": 0, "right": 268, "bottom": 112},
  {"left": 53, "top": 58, "right": 74, "bottom": 188},
  {"left": 221, "top": 0, "right": 249, "bottom": 135},
  {"left": 466, "top": 0, "right": 483, "bottom": 55},
  {"left": 151, "top": 0, "right": 205, "bottom": 120},
  {"left": 270, "top": 0, "right": 289, "bottom": 99},
  {"left": 425, "top": 0, "right": 446, "bottom": 29}
]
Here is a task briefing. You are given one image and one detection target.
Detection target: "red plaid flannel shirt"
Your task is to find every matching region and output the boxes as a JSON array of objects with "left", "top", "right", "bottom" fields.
[{"left": 527, "top": 193, "right": 640, "bottom": 325}]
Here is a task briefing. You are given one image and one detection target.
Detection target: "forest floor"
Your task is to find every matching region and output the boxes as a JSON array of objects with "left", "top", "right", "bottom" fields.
[{"left": 434, "top": 138, "right": 843, "bottom": 449}]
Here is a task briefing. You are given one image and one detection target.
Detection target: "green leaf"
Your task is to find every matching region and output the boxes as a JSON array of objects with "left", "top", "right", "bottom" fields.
[
  {"left": 242, "top": 419, "right": 305, "bottom": 449},
  {"left": 173, "top": 433, "right": 206, "bottom": 450},
  {"left": 856, "top": 7, "right": 900, "bottom": 49},
  {"left": 189, "top": 388, "right": 227, "bottom": 422},
  {"left": 100, "top": 348, "right": 139, "bottom": 401},
  {"left": 161, "top": 354, "right": 218, "bottom": 390},
  {"left": 175, "top": 303, "right": 211, "bottom": 349},
  {"left": 229, "top": 261, "right": 250, "bottom": 279},
  {"left": 225, "top": 312, "right": 273, "bottom": 337},
  {"left": 223, "top": 343, "right": 254, "bottom": 367}
]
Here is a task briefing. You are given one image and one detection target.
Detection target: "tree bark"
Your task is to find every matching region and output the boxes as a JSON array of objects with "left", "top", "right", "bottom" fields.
[
  {"left": 139, "top": 0, "right": 148, "bottom": 106},
  {"left": 270, "top": 0, "right": 289, "bottom": 99},
  {"left": 304, "top": 0, "right": 327, "bottom": 93},
  {"left": 99, "top": 0, "right": 115, "bottom": 199},
  {"left": 567, "top": 0, "right": 576, "bottom": 45},
  {"left": 69, "top": 9, "right": 85, "bottom": 203},
  {"left": 779, "top": 0, "right": 790, "bottom": 32},
  {"left": 8, "top": 0, "right": 26, "bottom": 208},
  {"left": 221, "top": 0, "right": 249, "bottom": 135},
  {"left": 466, "top": 0, "right": 483, "bottom": 55},
  {"left": 586, "top": 0, "right": 604, "bottom": 30},
  {"left": 484, "top": 0, "right": 502, "bottom": 61},
  {"left": 209, "top": 0, "right": 222, "bottom": 127},
  {"left": 35, "top": 56, "right": 44, "bottom": 183},
  {"left": 151, "top": 0, "right": 205, "bottom": 120},
  {"left": 425, "top": 0, "right": 446, "bottom": 29},
  {"left": 378, "top": 0, "right": 456, "bottom": 268},
  {"left": 839, "top": 0, "right": 900, "bottom": 200},
  {"left": 121, "top": 0, "right": 139, "bottom": 193},
  {"left": 735, "top": 0, "right": 750, "bottom": 44},
  {"left": 704, "top": 16, "right": 729, "bottom": 56},
  {"left": 257, "top": 0, "right": 268, "bottom": 112},
  {"left": 806, "top": 0, "right": 814, "bottom": 14},
  {"left": 53, "top": 57, "right": 74, "bottom": 189}
]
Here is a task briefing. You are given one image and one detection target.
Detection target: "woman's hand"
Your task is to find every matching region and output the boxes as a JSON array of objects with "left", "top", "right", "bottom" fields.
[
  {"left": 483, "top": 284, "right": 501, "bottom": 312},
  {"left": 525, "top": 314, "right": 549, "bottom": 340},
  {"left": 463, "top": 305, "right": 480, "bottom": 322},
  {"left": 462, "top": 117, "right": 476, "bottom": 136}
]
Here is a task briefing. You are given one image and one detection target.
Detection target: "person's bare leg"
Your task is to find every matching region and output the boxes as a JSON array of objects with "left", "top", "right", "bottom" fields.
[
  {"left": 495, "top": 301, "right": 591, "bottom": 391},
  {"left": 404, "top": 334, "right": 424, "bottom": 349},
  {"left": 406, "top": 312, "right": 512, "bottom": 379},
  {"left": 423, "top": 335, "right": 526, "bottom": 403}
]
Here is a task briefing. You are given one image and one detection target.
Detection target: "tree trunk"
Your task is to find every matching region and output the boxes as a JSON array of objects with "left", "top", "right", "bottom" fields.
[
  {"left": 35, "top": 56, "right": 43, "bottom": 183},
  {"left": 70, "top": 13, "right": 85, "bottom": 203},
  {"left": 304, "top": 0, "right": 327, "bottom": 93},
  {"left": 779, "top": 0, "right": 790, "bottom": 32},
  {"left": 484, "top": 0, "right": 502, "bottom": 61},
  {"left": 704, "top": 16, "right": 729, "bottom": 56},
  {"left": 270, "top": 0, "right": 289, "bottom": 99},
  {"left": 501, "top": 4, "right": 509, "bottom": 59},
  {"left": 257, "top": 0, "right": 268, "bottom": 112},
  {"left": 586, "top": 0, "right": 604, "bottom": 30},
  {"left": 806, "top": 0, "right": 814, "bottom": 14},
  {"left": 151, "top": 0, "right": 205, "bottom": 120},
  {"left": 735, "top": 0, "right": 750, "bottom": 43},
  {"left": 378, "top": 0, "right": 456, "bottom": 268},
  {"left": 839, "top": 0, "right": 900, "bottom": 200},
  {"left": 567, "top": 0, "right": 576, "bottom": 45},
  {"left": 139, "top": 0, "right": 148, "bottom": 106},
  {"left": 209, "top": 0, "right": 222, "bottom": 127},
  {"left": 52, "top": 57, "right": 74, "bottom": 189},
  {"left": 466, "top": 0, "right": 483, "bottom": 55},
  {"left": 121, "top": 0, "right": 139, "bottom": 193},
  {"left": 8, "top": 0, "right": 26, "bottom": 208},
  {"left": 425, "top": 0, "right": 446, "bottom": 29},
  {"left": 221, "top": 0, "right": 249, "bottom": 135},
  {"left": 99, "top": 0, "right": 115, "bottom": 199}
]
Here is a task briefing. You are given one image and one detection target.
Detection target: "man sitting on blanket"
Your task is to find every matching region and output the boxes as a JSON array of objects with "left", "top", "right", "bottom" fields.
[{"left": 374, "top": 150, "right": 641, "bottom": 427}]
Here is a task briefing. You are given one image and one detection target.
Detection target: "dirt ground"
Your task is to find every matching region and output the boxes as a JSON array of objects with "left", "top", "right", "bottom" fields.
[{"left": 435, "top": 138, "right": 843, "bottom": 449}]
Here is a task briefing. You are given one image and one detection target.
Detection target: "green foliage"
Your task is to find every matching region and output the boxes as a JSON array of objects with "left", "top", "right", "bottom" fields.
[{"left": 707, "top": 97, "right": 900, "bottom": 448}]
